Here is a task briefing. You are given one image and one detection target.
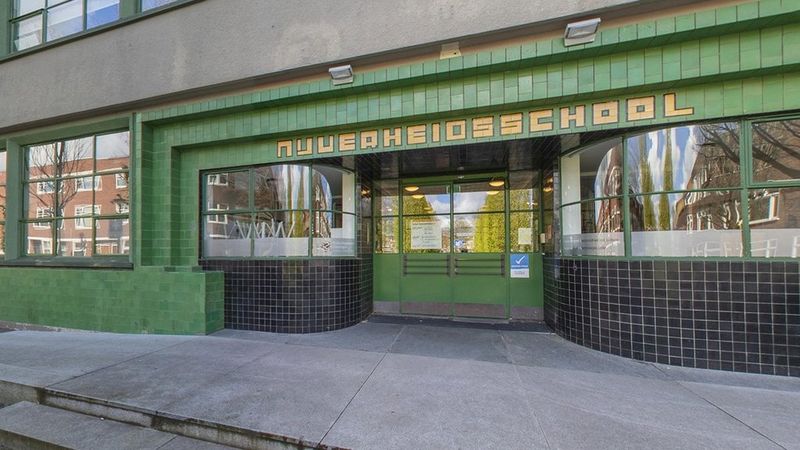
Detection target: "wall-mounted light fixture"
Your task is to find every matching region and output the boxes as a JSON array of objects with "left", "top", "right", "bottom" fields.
[
  {"left": 328, "top": 65, "right": 354, "bottom": 85},
  {"left": 564, "top": 18, "right": 601, "bottom": 47}
]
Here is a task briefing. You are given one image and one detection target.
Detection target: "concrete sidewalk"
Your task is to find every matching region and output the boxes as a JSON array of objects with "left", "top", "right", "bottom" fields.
[{"left": 0, "top": 321, "right": 798, "bottom": 449}]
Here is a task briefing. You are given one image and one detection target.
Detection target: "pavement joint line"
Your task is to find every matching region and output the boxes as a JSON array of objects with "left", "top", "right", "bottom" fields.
[
  {"left": 500, "top": 331, "right": 553, "bottom": 450},
  {"left": 652, "top": 364, "right": 788, "bottom": 450},
  {"left": 317, "top": 325, "right": 406, "bottom": 447},
  {"left": 42, "top": 336, "right": 197, "bottom": 390},
  {"left": 316, "top": 351, "right": 388, "bottom": 448},
  {"left": 384, "top": 323, "right": 407, "bottom": 355}
]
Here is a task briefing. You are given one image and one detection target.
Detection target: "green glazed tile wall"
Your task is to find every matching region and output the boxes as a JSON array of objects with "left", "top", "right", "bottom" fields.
[
  {"left": 154, "top": 72, "right": 800, "bottom": 266},
  {"left": 0, "top": 268, "right": 223, "bottom": 334},
  {"left": 3, "top": 0, "right": 800, "bottom": 335}
]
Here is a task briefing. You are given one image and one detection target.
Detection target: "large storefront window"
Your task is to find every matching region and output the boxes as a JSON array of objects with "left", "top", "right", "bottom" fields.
[
  {"left": 23, "top": 131, "right": 130, "bottom": 257},
  {"left": 628, "top": 123, "right": 743, "bottom": 257},
  {"left": 202, "top": 164, "right": 356, "bottom": 258},
  {"left": 561, "top": 139, "right": 624, "bottom": 256},
  {"left": 559, "top": 117, "right": 800, "bottom": 259}
]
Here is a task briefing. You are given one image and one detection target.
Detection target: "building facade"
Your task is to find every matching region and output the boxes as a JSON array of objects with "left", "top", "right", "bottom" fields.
[{"left": 0, "top": 0, "right": 798, "bottom": 376}]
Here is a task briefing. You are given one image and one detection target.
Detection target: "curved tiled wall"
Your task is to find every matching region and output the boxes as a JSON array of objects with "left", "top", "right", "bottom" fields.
[
  {"left": 543, "top": 257, "right": 800, "bottom": 377},
  {"left": 201, "top": 258, "right": 372, "bottom": 333}
]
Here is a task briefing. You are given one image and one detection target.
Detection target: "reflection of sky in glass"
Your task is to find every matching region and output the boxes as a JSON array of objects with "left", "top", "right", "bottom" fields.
[
  {"left": 0, "top": 152, "right": 5, "bottom": 172},
  {"left": 454, "top": 191, "right": 487, "bottom": 213},
  {"left": 96, "top": 132, "right": 129, "bottom": 160},
  {"left": 627, "top": 125, "right": 703, "bottom": 216},
  {"left": 425, "top": 194, "right": 451, "bottom": 214}
]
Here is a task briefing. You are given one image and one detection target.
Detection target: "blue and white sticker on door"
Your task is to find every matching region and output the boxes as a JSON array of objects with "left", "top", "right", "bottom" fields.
[{"left": 510, "top": 254, "right": 530, "bottom": 278}]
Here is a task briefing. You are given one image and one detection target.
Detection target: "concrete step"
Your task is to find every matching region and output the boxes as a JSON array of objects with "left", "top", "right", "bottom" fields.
[
  {"left": 0, "top": 401, "right": 233, "bottom": 450},
  {"left": 38, "top": 388, "right": 337, "bottom": 450}
]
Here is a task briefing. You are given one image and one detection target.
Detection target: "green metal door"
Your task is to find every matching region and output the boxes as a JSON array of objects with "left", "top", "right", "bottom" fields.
[{"left": 398, "top": 178, "right": 509, "bottom": 318}]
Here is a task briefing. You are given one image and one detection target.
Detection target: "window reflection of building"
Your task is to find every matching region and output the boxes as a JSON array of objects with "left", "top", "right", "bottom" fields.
[
  {"left": 24, "top": 132, "right": 130, "bottom": 257},
  {"left": 202, "top": 164, "right": 356, "bottom": 257}
]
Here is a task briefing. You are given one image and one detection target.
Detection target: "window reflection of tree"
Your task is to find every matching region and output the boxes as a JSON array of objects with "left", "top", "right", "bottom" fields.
[
  {"left": 752, "top": 120, "right": 800, "bottom": 181},
  {"left": 29, "top": 140, "right": 92, "bottom": 223}
]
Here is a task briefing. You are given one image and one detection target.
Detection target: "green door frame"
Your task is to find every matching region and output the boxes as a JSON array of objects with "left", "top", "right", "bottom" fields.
[{"left": 397, "top": 172, "right": 510, "bottom": 318}]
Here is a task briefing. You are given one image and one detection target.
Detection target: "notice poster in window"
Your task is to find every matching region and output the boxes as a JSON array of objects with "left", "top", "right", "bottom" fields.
[
  {"left": 410, "top": 221, "right": 442, "bottom": 250},
  {"left": 518, "top": 227, "right": 533, "bottom": 246}
]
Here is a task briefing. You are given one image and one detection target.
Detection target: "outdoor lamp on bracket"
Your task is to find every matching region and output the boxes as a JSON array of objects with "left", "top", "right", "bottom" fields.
[
  {"left": 564, "top": 18, "right": 601, "bottom": 47},
  {"left": 329, "top": 65, "right": 354, "bottom": 85}
]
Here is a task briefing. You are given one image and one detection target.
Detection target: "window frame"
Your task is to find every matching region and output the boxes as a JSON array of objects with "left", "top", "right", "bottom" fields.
[
  {"left": 558, "top": 115, "right": 800, "bottom": 260},
  {"left": 6, "top": 0, "right": 193, "bottom": 56},
  {"left": 19, "top": 129, "right": 131, "bottom": 261},
  {"left": 200, "top": 162, "right": 359, "bottom": 260}
]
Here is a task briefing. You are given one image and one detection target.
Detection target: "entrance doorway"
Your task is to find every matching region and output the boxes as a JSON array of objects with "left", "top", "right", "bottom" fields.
[
  {"left": 369, "top": 140, "right": 552, "bottom": 321},
  {"left": 399, "top": 176, "right": 509, "bottom": 317}
]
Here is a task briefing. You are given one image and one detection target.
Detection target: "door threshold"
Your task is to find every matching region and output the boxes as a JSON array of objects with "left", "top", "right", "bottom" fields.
[{"left": 368, "top": 314, "right": 551, "bottom": 332}]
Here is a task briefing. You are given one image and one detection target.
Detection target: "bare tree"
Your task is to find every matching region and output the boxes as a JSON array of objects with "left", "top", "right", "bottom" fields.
[{"left": 28, "top": 139, "right": 93, "bottom": 224}]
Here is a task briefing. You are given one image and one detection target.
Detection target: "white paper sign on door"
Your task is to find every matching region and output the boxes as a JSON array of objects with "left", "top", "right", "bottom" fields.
[
  {"left": 518, "top": 227, "right": 533, "bottom": 246},
  {"left": 410, "top": 221, "right": 442, "bottom": 250}
]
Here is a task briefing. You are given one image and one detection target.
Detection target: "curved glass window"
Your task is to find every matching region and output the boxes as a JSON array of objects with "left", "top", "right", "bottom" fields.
[
  {"left": 561, "top": 139, "right": 624, "bottom": 256},
  {"left": 752, "top": 119, "right": 800, "bottom": 183},
  {"left": 627, "top": 123, "right": 742, "bottom": 257},
  {"left": 202, "top": 164, "right": 356, "bottom": 258}
]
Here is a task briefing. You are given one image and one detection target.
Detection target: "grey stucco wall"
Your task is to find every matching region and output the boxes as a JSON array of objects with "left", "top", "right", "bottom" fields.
[{"left": 0, "top": 0, "right": 643, "bottom": 131}]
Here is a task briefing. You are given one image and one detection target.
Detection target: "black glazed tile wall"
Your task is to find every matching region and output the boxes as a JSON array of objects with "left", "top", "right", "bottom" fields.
[
  {"left": 201, "top": 258, "right": 371, "bottom": 333},
  {"left": 200, "top": 169, "right": 373, "bottom": 334},
  {"left": 544, "top": 257, "right": 800, "bottom": 377}
]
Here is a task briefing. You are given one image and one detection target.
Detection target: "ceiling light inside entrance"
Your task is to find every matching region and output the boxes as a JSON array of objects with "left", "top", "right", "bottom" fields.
[
  {"left": 564, "top": 18, "right": 601, "bottom": 47},
  {"left": 488, "top": 179, "right": 505, "bottom": 187},
  {"left": 487, "top": 190, "right": 501, "bottom": 196},
  {"left": 404, "top": 185, "right": 420, "bottom": 192},
  {"left": 412, "top": 194, "right": 425, "bottom": 199}
]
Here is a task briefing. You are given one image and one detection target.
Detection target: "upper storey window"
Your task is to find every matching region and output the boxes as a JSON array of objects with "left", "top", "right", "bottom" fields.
[
  {"left": 141, "top": 0, "right": 178, "bottom": 11},
  {"left": 12, "top": 0, "right": 121, "bottom": 51}
]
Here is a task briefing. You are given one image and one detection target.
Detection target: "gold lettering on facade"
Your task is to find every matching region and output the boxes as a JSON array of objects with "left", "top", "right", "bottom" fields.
[
  {"left": 317, "top": 136, "right": 334, "bottom": 153},
  {"left": 407, "top": 125, "right": 427, "bottom": 145},
  {"left": 278, "top": 140, "right": 293, "bottom": 158},
  {"left": 529, "top": 110, "right": 554, "bottom": 132},
  {"left": 360, "top": 130, "right": 379, "bottom": 149},
  {"left": 560, "top": 105, "right": 586, "bottom": 129},
  {"left": 384, "top": 127, "right": 402, "bottom": 147},
  {"left": 627, "top": 96, "right": 656, "bottom": 121},
  {"left": 431, "top": 123, "right": 441, "bottom": 142},
  {"left": 664, "top": 93, "right": 695, "bottom": 117},
  {"left": 339, "top": 133, "right": 356, "bottom": 151},
  {"left": 445, "top": 120, "right": 467, "bottom": 141},
  {"left": 472, "top": 117, "right": 494, "bottom": 138},
  {"left": 500, "top": 113, "right": 523, "bottom": 135},
  {"left": 592, "top": 101, "right": 619, "bottom": 125},
  {"left": 296, "top": 137, "right": 313, "bottom": 156},
  {"left": 273, "top": 92, "right": 696, "bottom": 158}
]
